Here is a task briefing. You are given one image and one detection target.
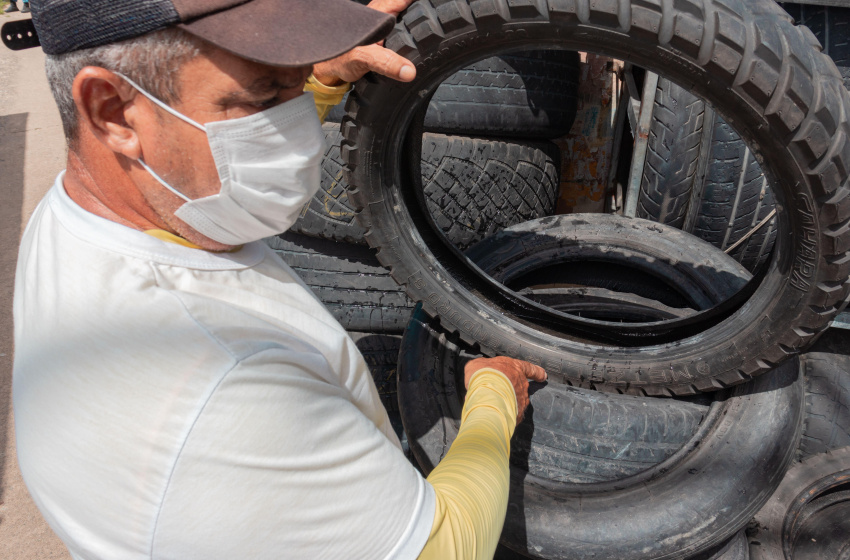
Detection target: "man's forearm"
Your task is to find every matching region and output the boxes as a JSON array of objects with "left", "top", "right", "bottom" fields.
[{"left": 418, "top": 370, "right": 518, "bottom": 560}]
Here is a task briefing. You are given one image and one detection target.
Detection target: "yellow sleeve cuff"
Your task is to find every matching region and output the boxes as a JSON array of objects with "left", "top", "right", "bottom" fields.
[
  {"left": 305, "top": 74, "right": 351, "bottom": 123},
  {"left": 418, "top": 371, "right": 517, "bottom": 560}
]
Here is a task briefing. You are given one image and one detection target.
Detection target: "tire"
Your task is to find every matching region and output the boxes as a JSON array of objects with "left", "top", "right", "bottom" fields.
[
  {"left": 265, "top": 232, "right": 415, "bottom": 333},
  {"left": 634, "top": 79, "right": 778, "bottom": 273},
  {"left": 423, "top": 50, "right": 580, "bottom": 138},
  {"left": 399, "top": 309, "right": 803, "bottom": 560},
  {"left": 636, "top": 77, "right": 707, "bottom": 229},
  {"left": 779, "top": 3, "right": 850, "bottom": 90},
  {"left": 465, "top": 215, "right": 753, "bottom": 322},
  {"left": 692, "top": 115, "right": 777, "bottom": 273},
  {"left": 789, "top": 497, "right": 850, "bottom": 560},
  {"left": 342, "top": 0, "right": 850, "bottom": 395},
  {"left": 329, "top": 51, "right": 580, "bottom": 139},
  {"left": 799, "top": 352, "right": 850, "bottom": 460},
  {"left": 749, "top": 447, "right": 850, "bottom": 560},
  {"left": 349, "top": 332, "right": 403, "bottom": 411},
  {"left": 294, "top": 123, "right": 561, "bottom": 249},
  {"left": 289, "top": 123, "right": 368, "bottom": 244},
  {"left": 420, "top": 133, "right": 560, "bottom": 250},
  {"left": 690, "top": 531, "right": 749, "bottom": 560}
]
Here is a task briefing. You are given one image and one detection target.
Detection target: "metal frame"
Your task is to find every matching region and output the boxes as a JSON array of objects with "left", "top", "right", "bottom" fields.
[{"left": 623, "top": 70, "right": 658, "bottom": 217}]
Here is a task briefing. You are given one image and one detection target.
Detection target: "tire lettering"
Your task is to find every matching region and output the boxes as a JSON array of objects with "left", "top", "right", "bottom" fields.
[{"left": 791, "top": 193, "right": 818, "bottom": 292}]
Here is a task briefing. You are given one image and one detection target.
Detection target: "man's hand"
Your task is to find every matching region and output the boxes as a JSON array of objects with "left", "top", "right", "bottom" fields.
[
  {"left": 464, "top": 356, "right": 547, "bottom": 426},
  {"left": 312, "top": 0, "right": 417, "bottom": 87}
]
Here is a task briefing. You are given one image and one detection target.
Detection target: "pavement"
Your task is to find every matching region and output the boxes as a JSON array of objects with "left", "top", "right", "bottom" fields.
[{"left": 0, "top": 9, "right": 73, "bottom": 560}]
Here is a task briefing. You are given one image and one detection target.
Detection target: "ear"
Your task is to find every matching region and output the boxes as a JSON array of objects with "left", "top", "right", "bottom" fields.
[{"left": 72, "top": 67, "right": 145, "bottom": 160}]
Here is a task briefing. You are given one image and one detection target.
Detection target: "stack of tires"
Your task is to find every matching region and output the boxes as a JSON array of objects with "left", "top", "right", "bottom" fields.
[
  {"left": 266, "top": 48, "right": 581, "bottom": 420},
  {"left": 323, "top": 0, "right": 850, "bottom": 558}
]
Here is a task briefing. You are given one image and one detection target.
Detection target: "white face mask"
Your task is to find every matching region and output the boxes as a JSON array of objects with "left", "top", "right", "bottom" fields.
[{"left": 118, "top": 73, "right": 325, "bottom": 246}]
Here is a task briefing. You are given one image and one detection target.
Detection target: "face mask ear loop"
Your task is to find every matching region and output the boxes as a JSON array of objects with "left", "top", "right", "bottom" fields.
[
  {"left": 114, "top": 72, "right": 206, "bottom": 132},
  {"left": 136, "top": 158, "right": 193, "bottom": 203}
]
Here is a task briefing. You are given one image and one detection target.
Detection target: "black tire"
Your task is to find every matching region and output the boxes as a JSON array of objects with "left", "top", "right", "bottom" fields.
[
  {"left": 749, "top": 447, "right": 850, "bottom": 560},
  {"left": 294, "top": 123, "right": 560, "bottom": 249},
  {"left": 349, "top": 332, "right": 403, "bottom": 411},
  {"left": 343, "top": 0, "right": 850, "bottom": 395},
  {"left": 790, "top": 497, "right": 850, "bottom": 560},
  {"left": 690, "top": 531, "right": 749, "bottom": 560},
  {"left": 779, "top": 3, "right": 850, "bottom": 90},
  {"left": 799, "top": 352, "right": 850, "bottom": 460},
  {"left": 329, "top": 52, "right": 580, "bottom": 139},
  {"left": 634, "top": 79, "right": 778, "bottom": 273},
  {"left": 265, "top": 232, "right": 415, "bottom": 333},
  {"left": 420, "top": 133, "right": 560, "bottom": 250},
  {"left": 692, "top": 115, "right": 778, "bottom": 273},
  {"left": 637, "top": 77, "right": 707, "bottom": 229},
  {"left": 289, "top": 123, "right": 368, "bottom": 244},
  {"left": 399, "top": 310, "right": 803, "bottom": 560},
  {"left": 423, "top": 50, "right": 580, "bottom": 139},
  {"left": 466, "top": 214, "right": 753, "bottom": 323}
]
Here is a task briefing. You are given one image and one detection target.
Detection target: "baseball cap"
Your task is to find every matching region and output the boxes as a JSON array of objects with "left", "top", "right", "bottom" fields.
[{"left": 3, "top": 0, "right": 395, "bottom": 67}]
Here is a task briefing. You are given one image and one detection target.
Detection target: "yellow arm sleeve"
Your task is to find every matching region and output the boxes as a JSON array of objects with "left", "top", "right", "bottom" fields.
[
  {"left": 304, "top": 75, "right": 351, "bottom": 123},
  {"left": 418, "top": 370, "right": 518, "bottom": 560}
]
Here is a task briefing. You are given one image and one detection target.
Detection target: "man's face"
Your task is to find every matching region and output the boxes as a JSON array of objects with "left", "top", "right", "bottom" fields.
[{"left": 127, "top": 44, "right": 312, "bottom": 245}]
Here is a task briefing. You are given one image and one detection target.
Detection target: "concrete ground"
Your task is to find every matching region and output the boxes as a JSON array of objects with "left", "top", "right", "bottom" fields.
[{"left": 0, "top": 9, "right": 73, "bottom": 560}]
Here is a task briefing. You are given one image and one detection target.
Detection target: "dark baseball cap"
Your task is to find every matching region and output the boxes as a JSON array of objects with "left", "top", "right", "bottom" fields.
[{"left": 7, "top": 0, "right": 395, "bottom": 67}]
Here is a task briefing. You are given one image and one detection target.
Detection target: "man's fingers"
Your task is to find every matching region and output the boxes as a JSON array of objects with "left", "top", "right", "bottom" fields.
[
  {"left": 525, "top": 363, "right": 548, "bottom": 382},
  {"left": 358, "top": 44, "right": 416, "bottom": 82},
  {"left": 368, "top": 0, "right": 415, "bottom": 17}
]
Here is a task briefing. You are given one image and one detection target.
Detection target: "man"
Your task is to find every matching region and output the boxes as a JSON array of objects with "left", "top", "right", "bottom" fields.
[{"left": 12, "top": 1, "right": 547, "bottom": 559}]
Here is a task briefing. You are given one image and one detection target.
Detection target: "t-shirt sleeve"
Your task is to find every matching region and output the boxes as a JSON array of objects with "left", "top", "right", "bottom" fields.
[
  {"left": 151, "top": 347, "right": 435, "bottom": 560},
  {"left": 305, "top": 75, "right": 351, "bottom": 123},
  {"left": 418, "top": 370, "right": 518, "bottom": 560}
]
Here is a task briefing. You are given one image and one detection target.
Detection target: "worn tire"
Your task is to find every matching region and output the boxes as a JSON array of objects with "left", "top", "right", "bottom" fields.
[
  {"left": 265, "top": 232, "right": 415, "bottom": 333},
  {"left": 780, "top": 3, "right": 850, "bottom": 90},
  {"left": 290, "top": 123, "right": 367, "bottom": 244},
  {"left": 749, "top": 447, "right": 850, "bottom": 560},
  {"left": 423, "top": 50, "right": 580, "bottom": 138},
  {"left": 343, "top": 0, "right": 850, "bottom": 395},
  {"left": 635, "top": 80, "right": 778, "bottom": 272},
  {"left": 799, "top": 352, "right": 850, "bottom": 460},
  {"left": 293, "top": 123, "right": 560, "bottom": 249},
  {"left": 789, "top": 497, "right": 850, "bottom": 560},
  {"left": 399, "top": 310, "right": 803, "bottom": 560},
  {"left": 349, "top": 332, "right": 403, "bottom": 411},
  {"left": 637, "top": 77, "right": 707, "bottom": 229},
  {"left": 329, "top": 51, "right": 580, "bottom": 138},
  {"left": 691, "top": 531, "right": 749, "bottom": 560},
  {"left": 466, "top": 214, "right": 753, "bottom": 321},
  {"left": 692, "top": 115, "right": 778, "bottom": 272}
]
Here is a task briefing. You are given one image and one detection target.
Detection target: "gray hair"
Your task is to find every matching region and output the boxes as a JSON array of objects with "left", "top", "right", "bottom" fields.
[{"left": 44, "top": 27, "right": 204, "bottom": 144}]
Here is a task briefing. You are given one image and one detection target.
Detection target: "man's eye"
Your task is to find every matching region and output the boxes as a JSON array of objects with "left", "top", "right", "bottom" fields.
[{"left": 252, "top": 97, "right": 278, "bottom": 109}]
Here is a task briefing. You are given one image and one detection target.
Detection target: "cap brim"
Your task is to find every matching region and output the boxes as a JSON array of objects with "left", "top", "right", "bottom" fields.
[{"left": 178, "top": 0, "right": 396, "bottom": 68}]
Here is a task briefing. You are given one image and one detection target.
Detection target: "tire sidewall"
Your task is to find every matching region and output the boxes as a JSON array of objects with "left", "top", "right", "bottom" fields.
[{"left": 346, "top": 0, "right": 850, "bottom": 393}]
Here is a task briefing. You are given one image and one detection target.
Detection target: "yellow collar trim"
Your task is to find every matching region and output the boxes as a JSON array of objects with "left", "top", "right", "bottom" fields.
[{"left": 144, "top": 229, "right": 203, "bottom": 250}]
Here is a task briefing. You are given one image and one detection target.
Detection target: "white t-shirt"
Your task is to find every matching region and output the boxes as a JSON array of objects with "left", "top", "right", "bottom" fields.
[{"left": 13, "top": 173, "right": 435, "bottom": 560}]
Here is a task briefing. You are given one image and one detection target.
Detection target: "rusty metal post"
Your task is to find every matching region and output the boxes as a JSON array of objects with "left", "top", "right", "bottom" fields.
[{"left": 623, "top": 71, "right": 659, "bottom": 217}]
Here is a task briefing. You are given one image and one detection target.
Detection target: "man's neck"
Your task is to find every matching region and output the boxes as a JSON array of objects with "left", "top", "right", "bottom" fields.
[{"left": 63, "top": 149, "right": 162, "bottom": 232}]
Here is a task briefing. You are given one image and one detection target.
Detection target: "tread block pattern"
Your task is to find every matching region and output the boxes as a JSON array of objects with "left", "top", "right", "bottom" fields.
[
  {"left": 265, "top": 232, "right": 416, "bottom": 333},
  {"left": 349, "top": 332, "right": 403, "bottom": 411},
  {"left": 341, "top": 0, "right": 850, "bottom": 394},
  {"left": 290, "top": 123, "right": 367, "bottom": 244},
  {"left": 295, "top": 124, "right": 560, "bottom": 250},
  {"left": 423, "top": 50, "right": 580, "bottom": 138},
  {"left": 799, "top": 352, "right": 850, "bottom": 459},
  {"left": 637, "top": 77, "right": 706, "bottom": 229},
  {"left": 513, "top": 385, "right": 710, "bottom": 483},
  {"left": 420, "top": 134, "right": 560, "bottom": 249}
]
